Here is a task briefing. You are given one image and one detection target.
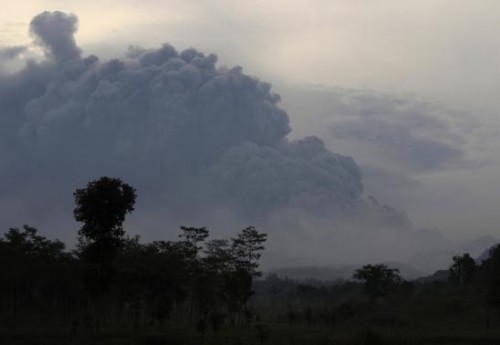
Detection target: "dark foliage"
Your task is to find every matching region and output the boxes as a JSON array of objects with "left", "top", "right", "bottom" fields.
[
  {"left": 449, "top": 253, "right": 477, "bottom": 286},
  {"left": 3, "top": 177, "right": 500, "bottom": 344},
  {"left": 353, "top": 264, "right": 403, "bottom": 302},
  {"left": 0, "top": 177, "right": 271, "bottom": 339}
]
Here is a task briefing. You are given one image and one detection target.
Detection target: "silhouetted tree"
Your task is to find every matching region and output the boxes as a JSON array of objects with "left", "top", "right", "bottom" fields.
[
  {"left": 0, "top": 177, "right": 274, "bottom": 335},
  {"left": 74, "top": 176, "right": 136, "bottom": 296},
  {"left": 221, "top": 227, "right": 267, "bottom": 322},
  {"left": 114, "top": 236, "right": 189, "bottom": 328},
  {"left": 198, "top": 239, "right": 232, "bottom": 321},
  {"left": 2, "top": 225, "right": 66, "bottom": 259},
  {"left": 0, "top": 226, "right": 75, "bottom": 321},
  {"left": 204, "top": 239, "right": 232, "bottom": 273},
  {"left": 179, "top": 226, "right": 209, "bottom": 252},
  {"left": 480, "top": 245, "right": 500, "bottom": 314},
  {"left": 353, "top": 264, "right": 402, "bottom": 302},
  {"left": 449, "top": 253, "right": 476, "bottom": 286},
  {"left": 176, "top": 226, "right": 210, "bottom": 318},
  {"left": 231, "top": 226, "right": 267, "bottom": 277}
]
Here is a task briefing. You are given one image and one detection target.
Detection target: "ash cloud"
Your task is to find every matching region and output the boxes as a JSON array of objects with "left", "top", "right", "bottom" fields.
[
  {"left": 328, "top": 93, "right": 469, "bottom": 173},
  {"left": 29, "top": 11, "right": 81, "bottom": 63},
  {"left": 283, "top": 87, "right": 476, "bottom": 174},
  {"left": 0, "top": 46, "right": 27, "bottom": 61},
  {"left": 280, "top": 86, "right": 482, "bottom": 210},
  {"left": 207, "top": 137, "right": 362, "bottom": 214},
  {"left": 0, "top": 12, "right": 457, "bottom": 271},
  {"left": 1, "top": 12, "right": 358, "bottom": 222}
]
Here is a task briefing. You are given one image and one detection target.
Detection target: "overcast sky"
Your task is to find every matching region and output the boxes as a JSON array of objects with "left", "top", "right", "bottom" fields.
[
  {"left": 2, "top": 1, "right": 500, "bottom": 245},
  {"left": 3, "top": 1, "right": 500, "bottom": 110}
]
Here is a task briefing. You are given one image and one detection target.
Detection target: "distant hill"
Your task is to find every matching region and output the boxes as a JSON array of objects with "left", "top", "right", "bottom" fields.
[
  {"left": 267, "top": 236, "right": 499, "bottom": 284},
  {"left": 416, "top": 269, "right": 449, "bottom": 283},
  {"left": 476, "top": 242, "right": 500, "bottom": 263},
  {"left": 407, "top": 235, "right": 499, "bottom": 274},
  {"left": 461, "top": 236, "right": 499, "bottom": 258},
  {"left": 415, "top": 237, "right": 499, "bottom": 283},
  {"left": 267, "top": 261, "right": 424, "bottom": 282}
]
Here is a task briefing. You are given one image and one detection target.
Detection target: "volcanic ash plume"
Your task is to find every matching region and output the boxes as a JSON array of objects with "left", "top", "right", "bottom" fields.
[{"left": 0, "top": 11, "right": 427, "bottom": 267}]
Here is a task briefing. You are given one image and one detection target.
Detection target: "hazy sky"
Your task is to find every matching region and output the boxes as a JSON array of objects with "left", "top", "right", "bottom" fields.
[
  {"left": 2, "top": 1, "right": 500, "bottom": 248},
  {"left": 3, "top": 1, "right": 500, "bottom": 110}
]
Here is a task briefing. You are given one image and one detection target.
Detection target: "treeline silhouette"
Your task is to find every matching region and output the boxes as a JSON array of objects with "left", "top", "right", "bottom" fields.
[
  {"left": 0, "top": 177, "right": 267, "bottom": 337},
  {"left": 3, "top": 177, "right": 500, "bottom": 344}
]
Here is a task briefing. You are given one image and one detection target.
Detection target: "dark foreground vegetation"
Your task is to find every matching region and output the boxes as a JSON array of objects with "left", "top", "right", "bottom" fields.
[{"left": 2, "top": 177, "right": 500, "bottom": 344}]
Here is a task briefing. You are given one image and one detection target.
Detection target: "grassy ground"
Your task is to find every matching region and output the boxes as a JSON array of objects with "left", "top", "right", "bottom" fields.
[
  {"left": 3, "top": 323, "right": 500, "bottom": 345},
  {"left": 2, "top": 284, "right": 498, "bottom": 344}
]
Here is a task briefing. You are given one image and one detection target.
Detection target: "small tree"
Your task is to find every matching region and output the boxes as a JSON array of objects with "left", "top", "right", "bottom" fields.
[
  {"left": 3, "top": 225, "right": 65, "bottom": 259},
  {"left": 353, "top": 264, "right": 402, "bottom": 302},
  {"left": 222, "top": 227, "right": 267, "bottom": 319},
  {"left": 0, "top": 226, "right": 72, "bottom": 321},
  {"left": 231, "top": 226, "right": 267, "bottom": 277},
  {"left": 449, "top": 253, "right": 476, "bottom": 286},
  {"left": 74, "top": 176, "right": 136, "bottom": 295},
  {"left": 179, "top": 226, "right": 209, "bottom": 261},
  {"left": 481, "top": 245, "right": 500, "bottom": 313}
]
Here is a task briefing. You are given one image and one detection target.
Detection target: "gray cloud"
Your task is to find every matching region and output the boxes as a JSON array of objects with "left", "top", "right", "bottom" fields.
[
  {"left": 0, "top": 11, "right": 466, "bottom": 271},
  {"left": 279, "top": 86, "right": 482, "bottom": 204},
  {"left": 0, "top": 45, "right": 27, "bottom": 61},
  {"left": 278, "top": 85, "right": 500, "bottom": 248},
  {"left": 207, "top": 137, "right": 363, "bottom": 214},
  {"left": 292, "top": 89, "right": 477, "bottom": 174},
  {"left": 283, "top": 87, "right": 476, "bottom": 174},
  {"left": 328, "top": 93, "right": 468, "bottom": 172},
  {"left": 358, "top": 165, "right": 422, "bottom": 209},
  {"left": 1, "top": 12, "right": 367, "bottom": 228},
  {"left": 29, "top": 11, "right": 81, "bottom": 63}
]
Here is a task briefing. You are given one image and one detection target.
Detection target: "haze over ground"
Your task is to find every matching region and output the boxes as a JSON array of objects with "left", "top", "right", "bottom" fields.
[{"left": 1, "top": 2, "right": 500, "bottom": 274}]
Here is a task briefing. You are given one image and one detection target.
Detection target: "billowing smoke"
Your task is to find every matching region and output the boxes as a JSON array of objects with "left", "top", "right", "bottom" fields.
[
  {"left": 207, "top": 137, "right": 362, "bottom": 214},
  {"left": 0, "top": 11, "right": 452, "bottom": 272},
  {"left": 0, "top": 46, "right": 27, "bottom": 61},
  {"left": 29, "top": 11, "right": 81, "bottom": 63},
  {"left": 280, "top": 85, "right": 482, "bottom": 210}
]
